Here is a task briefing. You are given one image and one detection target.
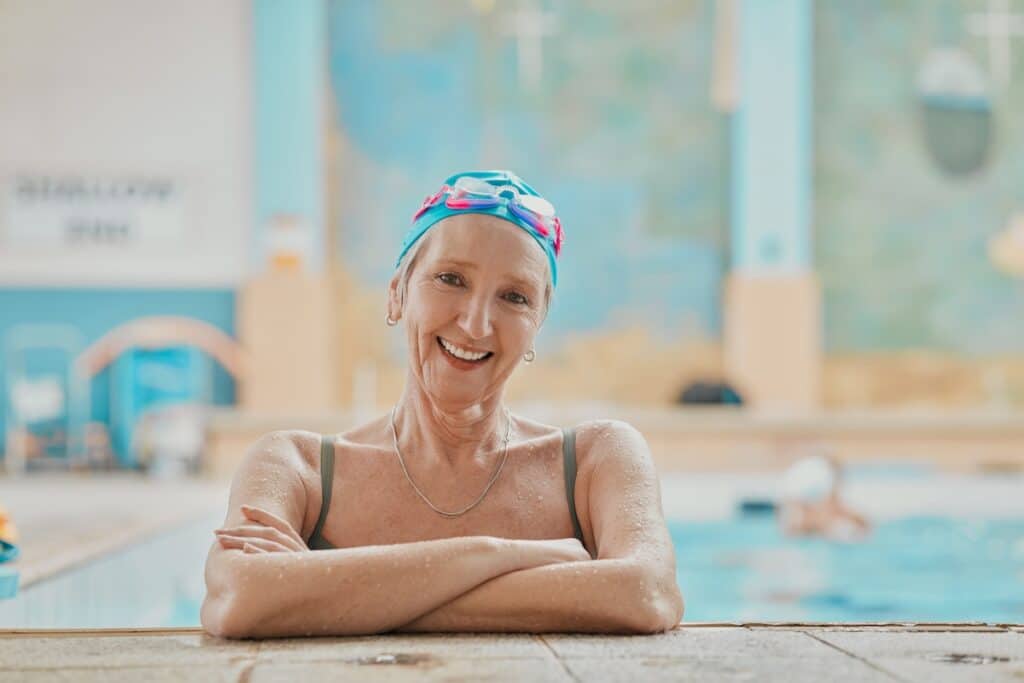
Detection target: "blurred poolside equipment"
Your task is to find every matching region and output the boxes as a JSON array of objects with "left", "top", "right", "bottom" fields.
[
  {"left": 3, "top": 324, "right": 93, "bottom": 474},
  {"left": 75, "top": 316, "right": 245, "bottom": 476},
  {"left": 677, "top": 380, "right": 744, "bottom": 406},
  {"left": 111, "top": 346, "right": 209, "bottom": 473},
  {"left": 131, "top": 403, "right": 208, "bottom": 478},
  {"left": 0, "top": 502, "right": 18, "bottom": 599},
  {"left": 736, "top": 498, "right": 776, "bottom": 517}
]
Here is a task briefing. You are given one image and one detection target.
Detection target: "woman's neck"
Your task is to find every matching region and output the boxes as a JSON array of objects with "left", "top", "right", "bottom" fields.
[{"left": 393, "top": 383, "right": 510, "bottom": 468}]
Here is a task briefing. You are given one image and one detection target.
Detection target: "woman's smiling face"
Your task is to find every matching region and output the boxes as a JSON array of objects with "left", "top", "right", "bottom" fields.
[{"left": 389, "top": 213, "right": 549, "bottom": 410}]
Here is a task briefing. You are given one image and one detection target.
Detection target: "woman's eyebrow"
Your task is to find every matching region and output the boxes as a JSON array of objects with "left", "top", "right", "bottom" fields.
[
  {"left": 505, "top": 274, "right": 542, "bottom": 293},
  {"left": 435, "top": 258, "right": 477, "bottom": 270}
]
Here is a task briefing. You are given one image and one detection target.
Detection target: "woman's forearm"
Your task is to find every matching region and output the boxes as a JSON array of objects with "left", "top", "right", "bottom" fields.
[
  {"left": 203, "top": 536, "right": 536, "bottom": 638},
  {"left": 396, "top": 558, "right": 684, "bottom": 634}
]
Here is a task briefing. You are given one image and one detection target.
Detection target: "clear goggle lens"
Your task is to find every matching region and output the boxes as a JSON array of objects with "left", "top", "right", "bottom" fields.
[{"left": 452, "top": 177, "right": 556, "bottom": 218}]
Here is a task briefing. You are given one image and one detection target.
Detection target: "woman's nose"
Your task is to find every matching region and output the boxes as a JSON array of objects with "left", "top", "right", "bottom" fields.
[{"left": 458, "top": 296, "right": 494, "bottom": 340}]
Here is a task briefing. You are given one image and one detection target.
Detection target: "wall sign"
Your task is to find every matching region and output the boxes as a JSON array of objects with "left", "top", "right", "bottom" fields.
[{"left": 2, "top": 174, "right": 187, "bottom": 249}]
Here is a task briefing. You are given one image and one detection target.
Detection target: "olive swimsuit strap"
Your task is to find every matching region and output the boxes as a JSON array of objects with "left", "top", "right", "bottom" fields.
[
  {"left": 562, "top": 427, "right": 584, "bottom": 543},
  {"left": 309, "top": 429, "right": 583, "bottom": 549}
]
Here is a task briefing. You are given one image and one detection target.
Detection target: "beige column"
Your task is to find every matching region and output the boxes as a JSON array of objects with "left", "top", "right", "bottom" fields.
[
  {"left": 237, "top": 271, "right": 337, "bottom": 413},
  {"left": 724, "top": 1, "right": 819, "bottom": 412},
  {"left": 724, "top": 272, "right": 820, "bottom": 412}
]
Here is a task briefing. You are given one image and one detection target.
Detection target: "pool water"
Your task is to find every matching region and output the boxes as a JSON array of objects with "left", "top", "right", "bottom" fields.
[
  {"left": 0, "top": 513, "right": 216, "bottom": 629},
  {"left": 1, "top": 513, "right": 1022, "bottom": 627},
  {"left": 671, "top": 515, "right": 1024, "bottom": 623}
]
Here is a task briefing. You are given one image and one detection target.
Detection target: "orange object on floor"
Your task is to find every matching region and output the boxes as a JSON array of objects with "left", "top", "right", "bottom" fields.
[{"left": 0, "top": 505, "right": 18, "bottom": 544}]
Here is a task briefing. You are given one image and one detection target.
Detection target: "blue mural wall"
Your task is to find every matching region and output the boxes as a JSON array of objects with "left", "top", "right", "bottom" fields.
[
  {"left": 815, "top": 0, "right": 1024, "bottom": 354},
  {"left": 327, "top": 0, "right": 729, "bottom": 348},
  {"left": 328, "top": 0, "right": 1024, "bottom": 358}
]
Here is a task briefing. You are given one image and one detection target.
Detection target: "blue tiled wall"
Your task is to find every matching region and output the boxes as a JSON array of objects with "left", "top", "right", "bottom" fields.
[{"left": 0, "top": 289, "right": 236, "bottom": 453}]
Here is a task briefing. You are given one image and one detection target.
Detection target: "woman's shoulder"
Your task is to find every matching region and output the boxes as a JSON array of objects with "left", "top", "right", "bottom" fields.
[
  {"left": 570, "top": 419, "right": 650, "bottom": 468},
  {"left": 510, "top": 414, "right": 648, "bottom": 467},
  {"left": 243, "top": 429, "right": 324, "bottom": 475},
  {"left": 229, "top": 431, "right": 323, "bottom": 526}
]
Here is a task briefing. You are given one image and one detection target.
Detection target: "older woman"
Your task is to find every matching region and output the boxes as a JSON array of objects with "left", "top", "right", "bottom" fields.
[{"left": 201, "top": 171, "right": 684, "bottom": 638}]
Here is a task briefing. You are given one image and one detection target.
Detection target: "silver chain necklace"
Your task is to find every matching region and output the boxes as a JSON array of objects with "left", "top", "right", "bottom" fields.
[{"left": 389, "top": 406, "right": 513, "bottom": 518}]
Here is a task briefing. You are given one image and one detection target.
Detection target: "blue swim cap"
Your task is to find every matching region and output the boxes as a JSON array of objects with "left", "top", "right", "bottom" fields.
[{"left": 397, "top": 170, "right": 564, "bottom": 286}]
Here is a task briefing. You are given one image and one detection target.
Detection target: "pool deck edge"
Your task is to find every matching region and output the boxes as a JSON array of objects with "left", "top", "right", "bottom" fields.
[{"left": 0, "top": 624, "right": 1022, "bottom": 682}]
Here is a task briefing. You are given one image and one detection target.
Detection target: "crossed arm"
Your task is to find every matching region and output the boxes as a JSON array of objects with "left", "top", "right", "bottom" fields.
[{"left": 201, "top": 422, "right": 683, "bottom": 638}]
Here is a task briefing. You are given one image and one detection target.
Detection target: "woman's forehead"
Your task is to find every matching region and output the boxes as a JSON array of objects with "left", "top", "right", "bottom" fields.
[{"left": 423, "top": 216, "right": 548, "bottom": 281}]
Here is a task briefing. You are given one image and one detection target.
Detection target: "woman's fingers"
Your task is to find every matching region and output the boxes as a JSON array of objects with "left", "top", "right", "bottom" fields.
[
  {"left": 241, "top": 505, "right": 307, "bottom": 547},
  {"left": 216, "top": 534, "right": 290, "bottom": 553},
  {"left": 215, "top": 524, "right": 305, "bottom": 552},
  {"left": 234, "top": 537, "right": 283, "bottom": 553}
]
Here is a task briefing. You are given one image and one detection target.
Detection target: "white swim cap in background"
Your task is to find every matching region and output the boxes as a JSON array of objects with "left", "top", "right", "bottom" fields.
[{"left": 780, "top": 455, "right": 837, "bottom": 503}]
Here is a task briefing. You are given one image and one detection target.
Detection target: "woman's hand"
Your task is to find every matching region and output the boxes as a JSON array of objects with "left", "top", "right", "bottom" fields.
[
  {"left": 214, "top": 504, "right": 310, "bottom": 554},
  {"left": 518, "top": 537, "right": 591, "bottom": 567}
]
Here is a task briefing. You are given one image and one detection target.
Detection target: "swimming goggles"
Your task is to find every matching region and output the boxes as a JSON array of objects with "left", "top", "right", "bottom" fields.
[{"left": 412, "top": 176, "right": 563, "bottom": 255}]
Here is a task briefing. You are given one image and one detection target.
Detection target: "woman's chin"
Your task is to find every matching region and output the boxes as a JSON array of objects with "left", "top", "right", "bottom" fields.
[{"left": 422, "top": 377, "right": 495, "bottom": 409}]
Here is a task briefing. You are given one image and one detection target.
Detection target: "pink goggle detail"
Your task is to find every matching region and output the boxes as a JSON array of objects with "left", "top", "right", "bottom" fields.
[
  {"left": 445, "top": 194, "right": 501, "bottom": 210},
  {"left": 412, "top": 185, "right": 450, "bottom": 222}
]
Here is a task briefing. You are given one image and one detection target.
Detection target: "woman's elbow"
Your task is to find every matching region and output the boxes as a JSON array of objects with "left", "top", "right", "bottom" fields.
[
  {"left": 647, "top": 585, "right": 685, "bottom": 633},
  {"left": 623, "top": 566, "right": 684, "bottom": 634},
  {"left": 201, "top": 556, "right": 261, "bottom": 639},
  {"left": 201, "top": 589, "right": 251, "bottom": 639}
]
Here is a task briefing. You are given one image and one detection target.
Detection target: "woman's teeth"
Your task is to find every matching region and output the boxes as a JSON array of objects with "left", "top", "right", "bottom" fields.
[{"left": 438, "top": 337, "right": 491, "bottom": 362}]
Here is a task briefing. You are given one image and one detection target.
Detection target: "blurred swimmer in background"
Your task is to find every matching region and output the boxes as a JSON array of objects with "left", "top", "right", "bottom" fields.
[{"left": 778, "top": 450, "right": 871, "bottom": 542}]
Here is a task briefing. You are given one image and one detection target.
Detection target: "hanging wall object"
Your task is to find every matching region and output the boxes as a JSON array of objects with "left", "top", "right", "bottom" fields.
[{"left": 917, "top": 47, "right": 993, "bottom": 176}]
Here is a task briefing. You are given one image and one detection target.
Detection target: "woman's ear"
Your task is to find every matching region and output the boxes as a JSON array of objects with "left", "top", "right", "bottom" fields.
[{"left": 387, "top": 273, "right": 403, "bottom": 323}]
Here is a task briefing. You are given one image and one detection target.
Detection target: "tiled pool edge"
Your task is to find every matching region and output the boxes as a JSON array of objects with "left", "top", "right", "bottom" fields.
[
  {"left": 0, "top": 622, "right": 1019, "bottom": 635},
  {"left": 1, "top": 625, "right": 1022, "bottom": 682}
]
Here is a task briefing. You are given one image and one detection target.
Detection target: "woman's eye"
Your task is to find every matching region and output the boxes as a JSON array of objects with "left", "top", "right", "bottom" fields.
[
  {"left": 504, "top": 291, "right": 529, "bottom": 306},
  {"left": 437, "top": 272, "right": 463, "bottom": 286}
]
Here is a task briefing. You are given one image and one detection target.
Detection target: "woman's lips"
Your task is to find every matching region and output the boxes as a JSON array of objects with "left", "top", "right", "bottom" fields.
[{"left": 437, "top": 337, "right": 493, "bottom": 369}]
